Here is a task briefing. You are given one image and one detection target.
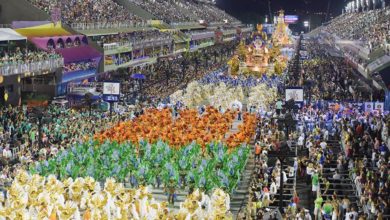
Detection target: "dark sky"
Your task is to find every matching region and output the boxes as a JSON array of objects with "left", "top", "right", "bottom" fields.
[{"left": 217, "top": 0, "right": 347, "bottom": 28}]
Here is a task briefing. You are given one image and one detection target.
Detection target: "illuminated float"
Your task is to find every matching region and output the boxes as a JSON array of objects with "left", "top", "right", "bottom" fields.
[{"left": 228, "top": 10, "right": 292, "bottom": 77}]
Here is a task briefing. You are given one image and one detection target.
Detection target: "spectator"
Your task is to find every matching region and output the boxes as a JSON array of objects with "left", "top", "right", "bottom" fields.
[{"left": 27, "top": 0, "right": 143, "bottom": 25}]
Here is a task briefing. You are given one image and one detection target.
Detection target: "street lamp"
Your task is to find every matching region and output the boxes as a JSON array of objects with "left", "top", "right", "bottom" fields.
[{"left": 303, "top": 21, "right": 310, "bottom": 32}]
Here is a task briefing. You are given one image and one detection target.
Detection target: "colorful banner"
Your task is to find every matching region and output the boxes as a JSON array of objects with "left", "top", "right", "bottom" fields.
[
  {"left": 284, "top": 15, "right": 299, "bottom": 24},
  {"left": 61, "top": 69, "right": 97, "bottom": 83}
]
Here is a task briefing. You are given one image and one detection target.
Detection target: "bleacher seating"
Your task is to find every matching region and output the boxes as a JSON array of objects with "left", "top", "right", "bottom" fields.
[
  {"left": 322, "top": 7, "right": 390, "bottom": 51},
  {"left": 129, "top": 0, "right": 238, "bottom": 23}
]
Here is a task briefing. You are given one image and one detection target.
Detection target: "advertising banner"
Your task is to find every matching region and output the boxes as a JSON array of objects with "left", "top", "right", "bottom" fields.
[
  {"left": 286, "top": 87, "right": 304, "bottom": 102},
  {"left": 374, "top": 102, "right": 384, "bottom": 112},
  {"left": 364, "top": 102, "right": 374, "bottom": 112}
]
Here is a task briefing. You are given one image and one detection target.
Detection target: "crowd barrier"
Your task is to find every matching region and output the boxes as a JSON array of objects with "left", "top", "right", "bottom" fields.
[
  {"left": 170, "top": 22, "right": 199, "bottom": 27},
  {"left": 241, "top": 27, "right": 254, "bottom": 33},
  {"left": 103, "top": 42, "right": 132, "bottom": 51},
  {"left": 0, "top": 58, "right": 64, "bottom": 76},
  {"left": 0, "top": 24, "right": 11, "bottom": 28},
  {"left": 132, "top": 37, "right": 172, "bottom": 47},
  {"left": 102, "top": 37, "right": 172, "bottom": 51}
]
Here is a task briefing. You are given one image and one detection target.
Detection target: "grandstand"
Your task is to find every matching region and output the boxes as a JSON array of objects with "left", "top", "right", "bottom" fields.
[
  {"left": 0, "top": 0, "right": 249, "bottom": 105},
  {"left": 314, "top": 4, "right": 390, "bottom": 90},
  {"left": 323, "top": 8, "right": 389, "bottom": 51}
]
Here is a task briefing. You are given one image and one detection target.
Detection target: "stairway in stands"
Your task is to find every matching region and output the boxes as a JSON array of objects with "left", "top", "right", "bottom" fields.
[
  {"left": 230, "top": 144, "right": 254, "bottom": 216},
  {"left": 267, "top": 137, "right": 361, "bottom": 215},
  {"left": 321, "top": 138, "right": 361, "bottom": 211},
  {"left": 269, "top": 151, "right": 298, "bottom": 211}
]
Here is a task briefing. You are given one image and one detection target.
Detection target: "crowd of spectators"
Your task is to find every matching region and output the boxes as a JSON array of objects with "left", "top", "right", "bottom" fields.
[
  {"left": 323, "top": 7, "right": 390, "bottom": 51},
  {"left": 27, "top": 0, "right": 240, "bottom": 26},
  {"left": 343, "top": 114, "right": 389, "bottom": 219},
  {"left": 95, "top": 30, "right": 172, "bottom": 47},
  {"left": 242, "top": 33, "right": 389, "bottom": 219},
  {"left": 130, "top": 0, "right": 192, "bottom": 23},
  {"left": 27, "top": 0, "right": 142, "bottom": 25},
  {"left": 287, "top": 39, "right": 373, "bottom": 101},
  {"left": 142, "top": 42, "right": 237, "bottom": 98},
  {"left": 129, "top": 0, "right": 238, "bottom": 23},
  {"left": 343, "top": 48, "right": 370, "bottom": 68},
  {"left": 0, "top": 105, "right": 124, "bottom": 186},
  {"left": 0, "top": 47, "right": 61, "bottom": 67},
  {"left": 244, "top": 98, "right": 389, "bottom": 219},
  {"left": 242, "top": 115, "right": 291, "bottom": 219},
  {"left": 274, "top": 34, "right": 388, "bottom": 220}
]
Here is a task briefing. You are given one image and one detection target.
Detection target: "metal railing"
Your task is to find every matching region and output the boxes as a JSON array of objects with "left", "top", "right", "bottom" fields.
[
  {"left": 231, "top": 21, "right": 242, "bottom": 26},
  {"left": 0, "top": 58, "right": 64, "bottom": 76},
  {"left": 103, "top": 42, "right": 133, "bottom": 51},
  {"left": 132, "top": 38, "right": 172, "bottom": 48},
  {"left": 190, "top": 31, "right": 215, "bottom": 40},
  {"left": 209, "top": 22, "right": 224, "bottom": 26},
  {"left": 170, "top": 22, "right": 199, "bottom": 27},
  {"left": 70, "top": 21, "right": 147, "bottom": 30},
  {"left": 103, "top": 37, "right": 172, "bottom": 51},
  {"left": 0, "top": 24, "right": 11, "bottom": 28},
  {"left": 241, "top": 27, "right": 254, "bottom": 33}
]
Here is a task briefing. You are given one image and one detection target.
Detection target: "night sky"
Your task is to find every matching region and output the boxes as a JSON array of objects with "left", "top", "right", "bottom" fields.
[{"left": 217, "top": 0, "right": 348, "bottom": 31}]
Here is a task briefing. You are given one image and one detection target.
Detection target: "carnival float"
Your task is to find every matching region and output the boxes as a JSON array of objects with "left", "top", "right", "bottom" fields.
[{"left": 228, "top": 10, "right": 293, "bottom": 77}]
